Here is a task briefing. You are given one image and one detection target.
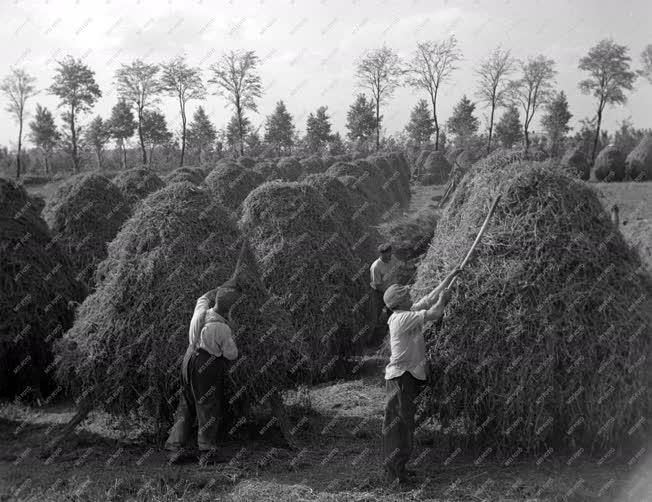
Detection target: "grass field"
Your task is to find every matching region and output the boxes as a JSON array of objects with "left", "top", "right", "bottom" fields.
[{"left": 2, "top": 180, "right": 652, "bottom": 501}]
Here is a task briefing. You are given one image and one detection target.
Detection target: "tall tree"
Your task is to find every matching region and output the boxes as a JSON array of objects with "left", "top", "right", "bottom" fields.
[
  {"left": 49, "top": 57, "right": 101, "bottom": 172},
  {"left": 345, "top": 93, "right": 376, "bottom": 144},
  {"left": 108, "top": 99, "right": 136, "bottom": 169},
  {"left": 160, "top": 56, "right": 205, "bottom": 167},
  {"left": 506, "top": 55, "right": 556, "bottom": 152},
  {"left": 476, "top": 47, "right": 515, "bottom": 153},
  {"left": 355, "top": 45, "right": 402, "bottom": 150},
  {"left": 115, "top": 59, "right": 162, "bottom": 165},
  {"left": 209, "top": 50, "right": 262, "bottom": 156},
  {"left": 578, "top": 39, "right": 637, "bottom": 162},
  {"left": 226, "top": 114, "right": 250, "bottom": 154},
  {"left": 245, "top": 128, "right": 263, "bottom": 157},
  {"left": 1, "top": 68, "right": 38, "bottom": 179},
  {"left": 494, "top": 106, "right": 523, "bottom": 149},
  {"left": 264, "top": 100, "right": 295, "bottom": 154},
  {"left": 405, "top": 99, "right": 435, "bottom": 145},
  {"left": 84, "top": 115, "right": 112, "bottom": 170},
  {"left": 29, "top": 104, "right": 60, "bottom": 174},
  {"left": 541, "top": 90, "right": 572, "bottom": 158},
  {"left": 141, "top": 110, "right": 172, "bottom": 166},
  {"left": 638, "top": 44, "right": 652, "bottom": 85},
  {"left": 305, "top": 106, "right": 333, "bottom": 153},
  {"left": 447, "top": 95, "right": 480, "bottom": 147},
  {"left": 328, "top": 131, "right": 346, "bottom": 155},
  {"left": 187, "top": 106, "right": 216, "bottom": 164},
  {"left": 406, "top": 36, "right": 462, "bottom": 150}
]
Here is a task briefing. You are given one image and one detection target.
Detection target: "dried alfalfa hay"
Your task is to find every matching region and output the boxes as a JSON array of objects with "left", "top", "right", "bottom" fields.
[
  {"left": 237, "top": 156, "right": 256, "bottom": 169},
  {"left": 275, "top": 157, "right": 303, "bottom": 181},
  {"left": 43, "top": 173, "right": 130, "bottom": 288},
  {"left": 560, "top": 145, "right": 590, "bottom": 180},
  {"left": 55, "top": 182, "right": 304, "bottom": 427},
  {"left": 369, "top": 155, "right": 409, "bottom": 207},
  {"left": 1, "top": 178, "right": 86, "bottom": 399},
  {"left": 326, "top": 159, "right": 392, "bottom": 213},
  {"left": 419, "top": 151, "right": 452, "bottom": 185},
  {"left": 593, "top": 145, "right": 626, "bottom": 182},
  {"left": 204, "top": 161, "right": 264, "bottom": 212},
  {"left": 413, "top": 159, "right": 652, "bottom": 452},
  {"left": 164, "top": 166, "right": 205, "bottom": 185},
  {"left": 112, "top": 168, "right": 165, "bottom": 206},
  {"left": 625, "top": 134, "right": 652, "bottom": 181},
  {"left": 240, "top": 181, "right": 369, "bottom": 379}
]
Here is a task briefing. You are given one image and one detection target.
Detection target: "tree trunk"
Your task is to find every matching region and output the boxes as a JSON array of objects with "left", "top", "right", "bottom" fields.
[
  {"left": 16, "top": 116, "right": 23, "bottom": 179},
  {"left": 431, "top": 93, "right": 439, "bottom": 151},
  {"left": 487, "top": 102, "right": 495, "bottom": 154},
  {"left": 44, "top": 154, "right": 50, "bottom": 175},
  {"left": 180, "top": 100, "right": 186, "bottom": 167},
  {"left": 138, "top": 108, "right": 147, "bottom": 165},
  {"left": 591, "top": 107, "right": 603, "bottom": 163},
  {"left": 71, "top": 105, "right": 78, "bottom": 172},
  {"left": 375, "top": 97, "right": 380, "bottom": 151},
  {"left": 96, "top": 149, "right": 102, "bottom": 170},
  {"left": 119, "top": 139, "right": 127, "bottom": 169}
]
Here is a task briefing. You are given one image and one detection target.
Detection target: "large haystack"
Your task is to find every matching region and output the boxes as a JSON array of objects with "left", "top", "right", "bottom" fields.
[
  {"left": 560, "top": 145, "right": 590, "bottom": 180},
  {"left": 625, "top": 135, "right": 652, "bottom": 181},
  {"left": 164, "top": 167, "right": 205, "bottom": 185},
  {"left": 298, "top": 157, "right": 323, "bottom": 177},
  {"left": 240, "top": 181, "right": 368, "bottom": 378},
  {"left": 238, "top": 156, "right": 256, "bottom": 169},
  {"left": 369, "top": 155, "right": 409, "bottom": 206},
  {"left": 1, "top": 178, "right": 86, "bottom": 399},
  {"left": 419, "top": 151, "right": 452, "bottom": 185},
  {"left": 302, "top": 173, "right": 380, "bottom": 266},
  {"left": 593, "top": 145, "right": 626, "bottom": 182},
  {"left": 112, "top": 168, "right": 165, "bottom": 206},
  {"left": 413, "top": 161, "right": 652, "bottom": 451},
  {"left": 276, "top": 157, "right": 303, "bottom": 181},
  {"left": 56, "top": 182, "right": 304, "bottom": 425},
  {"left": 43, "top": 173, "right": 130, "bottom": 287},
  {"left": 326, "top": 160, "right": 390, "bottom": 214},
  {"left": 415, "top": 149, "right": 434, "bottom": 177},
  {"left": 204, "top": 161, "right": 264, "bottom": 212}
]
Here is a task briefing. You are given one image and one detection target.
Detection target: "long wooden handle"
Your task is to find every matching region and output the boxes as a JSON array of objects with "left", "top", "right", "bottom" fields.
[{"left": 448, "top": 194, "right": 502, "bottom": 289}]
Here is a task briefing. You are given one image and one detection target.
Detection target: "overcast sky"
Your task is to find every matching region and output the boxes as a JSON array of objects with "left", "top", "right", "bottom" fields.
[{"left": 0, "top": 0, "right": 651, "bottom": 148}]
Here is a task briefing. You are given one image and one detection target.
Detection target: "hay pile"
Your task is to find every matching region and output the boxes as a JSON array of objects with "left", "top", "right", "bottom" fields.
[
  {"left": 625, "top": 135, "right": 652, "bottom": 181},
  {"left": 238, "top": 156, "right": 256, "bottom": 169},
  {"left": 275, "top": 157, "right": 303, "bottom": 181},
  {"left": 560, "top": 145, "right": 590, "bottom": 180},
  {"left": 593, "top": 145, "right": 625, "bottom": 182},
  {"left": 240, "top": 181, "right": 368, "bottom": 378},
  {"left": 165, "top": 167, "right": 206, "bottom": 185},
  {"left": 369, "top": 155, "right": 409, "bottom": 206},
  {"left": 55, "top": 182, "right": 304, "bottom": 425},
  {"left": 415, "top": 149, "right": 434, "bottom": 177},
  {"left": 298, "top": 157, "right": 323, "bottom": 177},
  {"left": 43, "top": 173, "right": 130, "bottom": 287},
  {"left": 29, "top": 194, "right": 45, "bottom": 215},
  {"left": 112, "top": 168, "right": 165, "bottom": 206},
  {"left": 419, "top": 151, "right": 452, "bottom": 185},
  {"left": 413, "top": 160, "right": 652, "bottom": 451},
  {"left": 322, "top": 155, "right": 336, "bottom": 169},
  {"left": 326, "top": 160, "right": 390, "bottom": 216},
  {"left": 1, "top": 178, "right": 86, "bottom": 398},
  {"left": 204, "top": 161, "right": 264, "bottom": 212}
]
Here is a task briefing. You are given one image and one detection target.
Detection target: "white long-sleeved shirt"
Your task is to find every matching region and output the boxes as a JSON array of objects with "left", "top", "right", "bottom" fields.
[
  {"left": 188, "top": 293, "right": 239, "bottom": 360},
  {"left": 370, "top": 256, "right": 402, "bottom": 292},
  {"left": 384, "top": 295, "right": 432, "bottom": 381}
]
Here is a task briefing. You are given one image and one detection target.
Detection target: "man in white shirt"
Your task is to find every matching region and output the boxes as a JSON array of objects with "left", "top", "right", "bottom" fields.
[
  {"left": 381, "top": 267, "right": 461, "bottom": 483},
  {"left": 166, "top": 280, "right": 241, "bottom": 466},
  {"left": 369, "top": 243, "right": 403, "bottom": 341}
]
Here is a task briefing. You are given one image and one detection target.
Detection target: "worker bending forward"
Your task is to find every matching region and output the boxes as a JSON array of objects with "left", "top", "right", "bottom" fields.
[
  {"left": 166, "top": 283, "right": 241, "bottom": 465},
  {"left": 381, "top": 267, "right": 461, "bottom": 483}
]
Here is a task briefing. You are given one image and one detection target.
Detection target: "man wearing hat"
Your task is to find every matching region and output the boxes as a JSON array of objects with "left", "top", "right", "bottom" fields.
[
  {"left": 369, "top": 243, "right": 403, "bottom": 340},
  {"left": 381, "top": 267, "right": 461, "bottom": 483},
  {"left": 165, "top": 280, "right": 242, "bottom": 466}
]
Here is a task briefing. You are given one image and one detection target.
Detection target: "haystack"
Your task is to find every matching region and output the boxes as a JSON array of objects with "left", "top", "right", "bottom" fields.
[
  {"left": 1, "top": 178, "right": 85, "bottom": 398},
  {"left": 419, "top": 151, "right": 452, "bottom": 185},
  {"left": 43, "top": 173, "right": 130, "bottom": 287},
  {"left": 413, "top": 160, "right": 652, "bottom": 451},
  {"left": 560, "top": 145, "right": 590, "bottom": 180},
  {"left": 204, "top": 161, "right": 264, "bottom": 212},
  {"left": 298, "top": 157, "right": 323, "bottom": 177},
  {"left": 238, "top": 156, "right": 256, "bottom": 169},
  {"left": 275, "top": 157, "right": 303, "bottom": 181},
  {"left": 415, "top": 149, "right": 434, "bottom": 176},
  {"left": 322, "top": 155, "right": 336, "bottom": 169},
  {"left": 56, "top": 182, "right": 304, "bottom": 426},
  {"left": 302, "top": 173, "right": 380, "bottom": 266},
  {"left": 593, "top": 145, "right": 625, "bottom": 182},
  {"left": 252, "top": 161, "right": 276, "bottom": 181},
  {"left": 112, "top": 168, "right": 165, "bottom": 206},
  {"left": 625, "top": 135, "right": 652, "bottom": 181},
  {"left": 164, "top": 167, "right": 205, "bottom": 185},
  {"left": 240, "top": 181, "right": 368, "bottom": 377},
  {"left": 369, "top": 155, "right": 408, "bottom": 206},
  {"left": 326, "top": 160, "right": 391, "bottom": 214},
  {"left": 29, "top": 194, "right": 45, "bottom": 215}
]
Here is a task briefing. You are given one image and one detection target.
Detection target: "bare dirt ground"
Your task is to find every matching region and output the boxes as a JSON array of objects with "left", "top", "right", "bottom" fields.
[{"left": 2, "top": 182, "right": 652, "bottom": 501}]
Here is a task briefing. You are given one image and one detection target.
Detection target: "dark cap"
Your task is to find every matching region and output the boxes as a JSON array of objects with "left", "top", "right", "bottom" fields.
[{"left": 378, "top": 243, "right": 392, "bottom": 254}]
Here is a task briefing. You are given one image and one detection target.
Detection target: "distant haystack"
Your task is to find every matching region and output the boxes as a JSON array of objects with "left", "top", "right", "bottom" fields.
[
  {"left": 112, "top": 168, "right": 165, "bottom": 206},
  {"left": 560, "top": 145, "right": 590, "bottom": 180},
  {"left": 625, "top": 135, "right": 652, "bottom": 181},
  {"left": 165, "top": 166, "right": 206, "bottom": 185},
  {"left": 419, "top": 151, "right": 452, "bottom": 185}
]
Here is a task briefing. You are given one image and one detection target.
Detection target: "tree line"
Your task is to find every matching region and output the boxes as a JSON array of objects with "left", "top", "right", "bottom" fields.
[{"left": 1, "top": 39, "right": 651, "bottom": 178}]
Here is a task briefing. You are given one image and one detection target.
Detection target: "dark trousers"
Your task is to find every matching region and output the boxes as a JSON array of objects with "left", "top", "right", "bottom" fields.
[
  {"left": 382, "top": 372, "right": 422, "bottom": 479},
  {"left": 369, "top": 287, "right": 388, "bottom": 342},
  {"left": 165, "top": 348, "right": 226, "bottom": 452}
]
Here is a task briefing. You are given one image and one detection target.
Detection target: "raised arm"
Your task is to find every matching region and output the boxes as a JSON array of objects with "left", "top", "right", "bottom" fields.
[
  {"left": 188, "top": 288, "right": 218, "bottom": 346},
  {"left": 423, "top": 288, "right": 452, "bottom": 322},
  {"left": 412, "top": 267, "right": 461, "bottom": 310}
]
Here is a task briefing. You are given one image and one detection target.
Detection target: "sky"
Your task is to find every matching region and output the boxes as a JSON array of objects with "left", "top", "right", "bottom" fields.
[{"left": 0, "top": 0, "right": 651, "bottom": 148}]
